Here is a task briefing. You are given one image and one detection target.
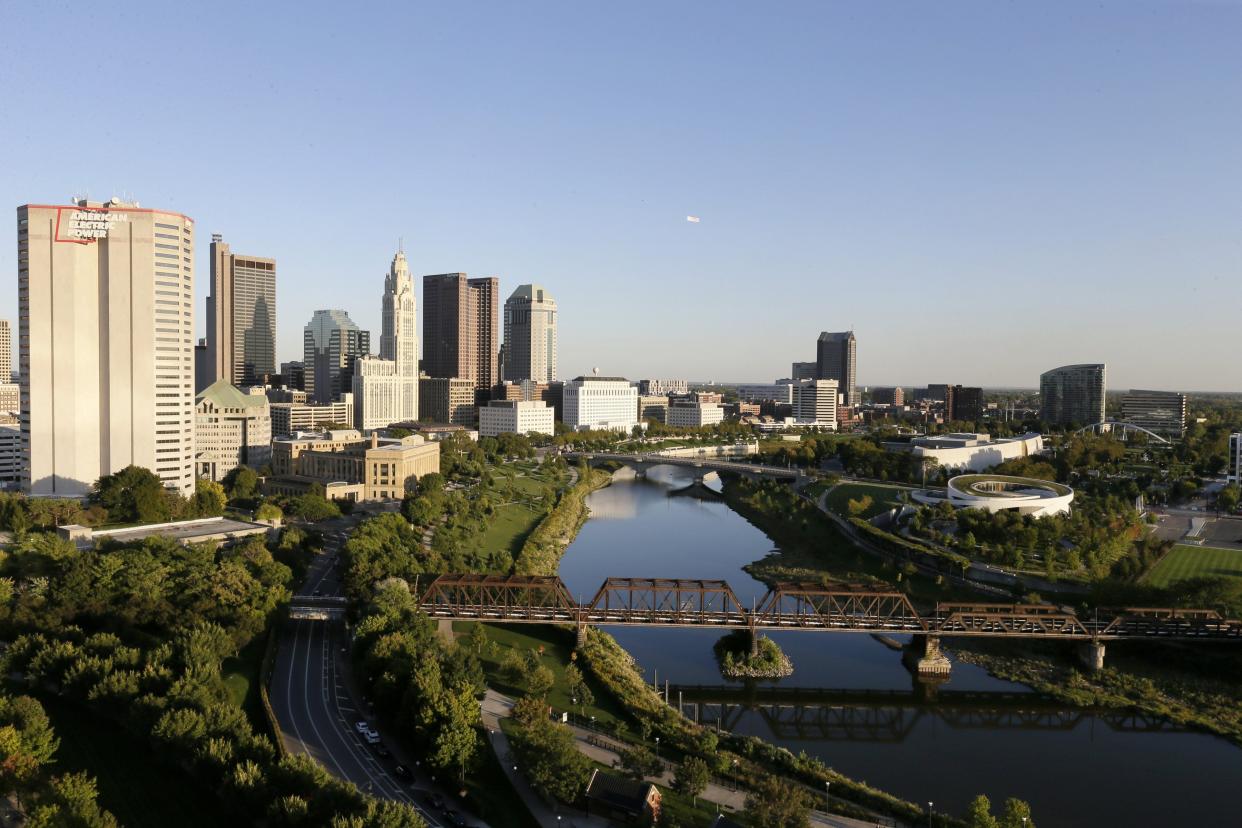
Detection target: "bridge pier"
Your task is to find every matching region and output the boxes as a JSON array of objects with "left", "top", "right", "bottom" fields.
[
  {"left": 1077, "top": 640, "right": 1106, "bottom": 672},
  {"left": 903, "top": 634, "right": 952, "bottom": 678}
]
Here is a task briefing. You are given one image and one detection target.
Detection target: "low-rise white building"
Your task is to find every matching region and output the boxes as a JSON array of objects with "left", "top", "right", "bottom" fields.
[
  {"left": 195, "top": 380, "right": 273, "bottom": 482},
  {"left": 479, "top": 400, "right": 555, "bottom": 438},
  {"left": 891, "top": 432, "right": 1044, "bottom": 473},
  {"left": 564, "top": 375, "right": 638, "bottom": 432},
  {"left": 667, "top": 401, "right": 725, "bottom": 428}
]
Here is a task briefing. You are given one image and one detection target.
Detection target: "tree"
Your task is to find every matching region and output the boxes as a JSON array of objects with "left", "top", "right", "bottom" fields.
[
  {"left": 846, "top": 495, "right": 873, "bottom": 517},
  {"left": 91, "top": 466, "right": 174, "bottom": 524},
  {"left": 189, "top": 478, "right": 227, "bottom": 518},
  {"left": 223, "top": 466, "right": 260, "bottom": 501},
  {"left": 999, "top": 798, "right": 1035, "bottom": 828},
  {"left": 672, "top": 756, "right": 709, "bottom": 806},
  {"left": 511, "top": 718, "right": 591, "bottom": 804},
  {"left": 744, "top": 776, "right": 811, "bottom": 828},
  {"left": 466, "top": 623, "right": 487, "bottom": 655},
  {"left": 1217, "top": 483, "right": 1240, "bottom": 514},
  {"left": 256, "top": 502, "right": 284, "bottom": 522},
  {"left": 526, "top": 665, "right": 555, "bottom": 698},
  {"left": 967, "top": 795, "right": 1000, "bottom": 828},
  {"left": 618, "top": 744, "right": 662, "bottom": 780}
]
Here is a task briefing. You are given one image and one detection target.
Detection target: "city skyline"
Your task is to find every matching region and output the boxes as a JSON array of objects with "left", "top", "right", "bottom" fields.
[{"left": 2, "top": 3, "right": 1241, "bottom": 391}]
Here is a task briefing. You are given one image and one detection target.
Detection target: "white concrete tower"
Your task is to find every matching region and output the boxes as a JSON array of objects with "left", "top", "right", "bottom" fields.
[{"left": 381, "top": 248, "right": 418, "bottom": 421}]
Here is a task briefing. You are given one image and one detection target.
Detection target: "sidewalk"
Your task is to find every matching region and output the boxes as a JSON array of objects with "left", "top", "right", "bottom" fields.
[{"left": 486, "top": 690, "right": 889, "bottom": 828}]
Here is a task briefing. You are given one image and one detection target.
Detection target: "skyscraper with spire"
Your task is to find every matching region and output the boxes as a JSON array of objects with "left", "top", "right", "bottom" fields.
[{"left": 354, "top": 249, "right": 419, "bottom": 430}]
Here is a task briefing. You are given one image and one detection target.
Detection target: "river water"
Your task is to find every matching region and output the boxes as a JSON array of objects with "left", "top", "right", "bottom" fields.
[{"left": 557, "top": 468, "right": 1242, "bottom": 827}]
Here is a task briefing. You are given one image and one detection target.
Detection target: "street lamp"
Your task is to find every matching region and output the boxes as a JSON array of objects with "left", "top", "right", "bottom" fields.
[
  {"left": 928, "top": 801, "right": 934, "bottom": 827},
  {"left": 824, "top": 781, "right": 830, "bottom": 811},
  {"left": 654, "top": 736, "right": 660, "bottom": 758}
]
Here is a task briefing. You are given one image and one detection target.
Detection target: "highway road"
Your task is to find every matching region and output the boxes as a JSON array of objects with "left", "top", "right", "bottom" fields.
[{"left": 269, "top": 517, "right": 465, "bottom": 827}]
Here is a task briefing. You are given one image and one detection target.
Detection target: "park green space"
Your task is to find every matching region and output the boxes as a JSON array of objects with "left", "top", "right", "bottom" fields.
[
  {"left": 453, "top": 621, "right": 633, "bottom": 732},
  {"left": 821, "top": 482, "right": 908, "bottom": 519},
  {"left": 222, "top": 634, "right": 268, "bottom": 731},
  {"left": 40, "top": 696, "right": 231, "bottom": 828},
  {"left": 477, "top": 461, "right": 567, "bottom": 557},
  {"left": 1143, "top": 544, "right": 1242, "bottom": 587}
]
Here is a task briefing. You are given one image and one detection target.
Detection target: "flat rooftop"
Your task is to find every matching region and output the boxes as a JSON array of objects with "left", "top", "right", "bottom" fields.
[{"left": 85, "top": 516, "right": 270, "bottom": 545}]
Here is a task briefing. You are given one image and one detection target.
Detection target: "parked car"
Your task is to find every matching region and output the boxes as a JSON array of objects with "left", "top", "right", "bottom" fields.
[
  {"left": 354, "top": 721, "right": 369, "bottom": 733},
  {"left": 393, "top": 764, "right": 412, "bottom": 780},
  {"left": 363, "top": 730, "right": 381, "bottom": 744}
]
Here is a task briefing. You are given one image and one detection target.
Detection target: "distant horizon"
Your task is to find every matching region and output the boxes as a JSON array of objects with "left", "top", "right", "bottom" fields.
[{"left": 3, "top": 2, "right": 1240, "bottom": 392}]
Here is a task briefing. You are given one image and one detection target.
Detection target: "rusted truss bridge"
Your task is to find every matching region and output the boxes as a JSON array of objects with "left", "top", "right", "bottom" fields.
[{"left": 417, "top": 574, "right": 1242, "bottom": 643}]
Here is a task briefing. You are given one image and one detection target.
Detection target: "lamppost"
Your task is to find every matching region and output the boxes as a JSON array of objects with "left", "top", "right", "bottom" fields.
[
  {"left": 571, "top": 697, "right": 576, "bottom": 726},
  {"left": 824, "top": 781, "right": 831, "bottom": 811},
  {"left": 654, "top": 736, "right": 660, "bottom": 758},
  {"left": 928, "top": 801, "right": 934, "bottom": 827}
]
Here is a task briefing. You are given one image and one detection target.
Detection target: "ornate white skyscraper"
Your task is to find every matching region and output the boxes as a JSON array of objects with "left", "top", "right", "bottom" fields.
[
  {"left": 381, "top": 249, "right": 418, "bottom": 420},
  {"left": 354, "top": 249, "right": 419, "bottom": 430}
]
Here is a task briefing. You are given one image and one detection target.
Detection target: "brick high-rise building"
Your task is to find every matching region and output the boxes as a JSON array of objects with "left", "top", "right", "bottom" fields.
[
  {"left": 18, "top": 198, "right": 196, "bottom": 495},
  {"left": 206, "top": 235, "right": 276, "bottom": 387},
  {"left": 0, "top": 319, "right": 11, "bottom": 381},
  {"left": 423, "top": 273, "right": 499, "bottom": 389}
]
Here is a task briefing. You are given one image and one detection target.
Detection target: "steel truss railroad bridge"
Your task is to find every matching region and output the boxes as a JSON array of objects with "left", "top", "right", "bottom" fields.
[{"left": 416, "top": 574, "right": 1242, "bottom": 645}]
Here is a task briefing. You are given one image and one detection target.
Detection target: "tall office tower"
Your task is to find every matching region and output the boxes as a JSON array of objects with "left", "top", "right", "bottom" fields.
[
  {"left": 194, "top": 339, "right": 211, "bottom": 393},
  {"left": 502, "top": 284, "right": 558, "bottom": 383},
  {"left": 1122, "top": 390, "right": 1188, "bottom": 438},
  {"left": 950, "top": 386, "right": 984, "bottom": 422},
  {"left": 816, "top": 331, "right": 858, "bottom": 407},
  {"left": 304, "top": 310, "right": 369, "bottom": 404},
  {"left": 355, "top": 250, "right": 420, "bottom": 430},
  {"left": 423, "top": 273, "right": 499, "bottom": 388},
  {"left": 1228, "top": 434, "right": 1241, "bottom": 484},
  {"left": 792, "top": 379, "right": 839, "bottom": 428},
  {"left": 379, "top": 249, "right": 418, "bottom": 420},
  {"left": 279, "top": 360, "right": 305, "bottom": 390},
  {"left": 18, "top": 198, "right": 196, "bottom": 496},
  {"left": 790, "top": 361, "right": 817, "bottom": 381},
  {"left": 206, "top": 235, "right": 276, "bottom": 386},
  {"left": 0, "top": 319, "right": 10, "bottom": 381},
  {"left": 1039, "top": 363, "right": 1106, "bottom": 426}
]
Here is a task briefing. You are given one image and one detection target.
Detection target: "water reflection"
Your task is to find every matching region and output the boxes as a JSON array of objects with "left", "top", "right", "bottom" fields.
[{"left": 559, "top": 473, "right": 1242, "bottom": 827}]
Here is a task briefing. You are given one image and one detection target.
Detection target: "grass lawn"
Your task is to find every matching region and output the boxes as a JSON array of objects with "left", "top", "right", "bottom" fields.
[
  {"left": 222, "top": 634, "right": 267, "bottom": 732},
  {"left": 454, "top": 622, "right": 634, "bottom": 732},
  {"left": 40, "top": 696, "right": 231, "bottom": 828},
  {"left": 478, "top": 501, "right": 544, "bottom": 556},
  {"left": 822, "top": 482, "right": 908, "bottom": 520},
  {"left": 1143, "top": 544, "right": 1242, "bottom": 587}
]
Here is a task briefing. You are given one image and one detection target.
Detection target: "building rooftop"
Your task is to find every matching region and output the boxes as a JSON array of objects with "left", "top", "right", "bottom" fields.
[
  {"left": 60, "top": 516, "right": 272, "bottom": 548},
  {"left": 197, "top": 379, "right": 269, "bottom": 410},
  {"left": 584, "top": 769, "right": 657, "bottom": 814}
]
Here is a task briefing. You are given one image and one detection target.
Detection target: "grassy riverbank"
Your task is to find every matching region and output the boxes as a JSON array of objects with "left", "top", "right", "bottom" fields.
[
  {"left": 513, "top": 467, "right": 612, "bottom": 575},
  {"left": 953, "top": 640, "right": 1242, "bottom": 746}
]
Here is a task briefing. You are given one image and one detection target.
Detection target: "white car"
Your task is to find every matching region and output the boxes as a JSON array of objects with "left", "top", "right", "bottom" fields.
[
  {"left": 354, "top": 721, "right": 370, "bottom": 733},
  {"left": 364, "top": 730, "right": 381, "bottom": 744}
]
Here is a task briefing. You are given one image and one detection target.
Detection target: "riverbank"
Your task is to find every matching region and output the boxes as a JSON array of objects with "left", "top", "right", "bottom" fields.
[
  {"left": 513, "top": 466, "right": 612, "bottom": 575},
  {"left": 953, "top": 641, "right": 1242, "bottom": 747},
  {"left": 714, "top": 630, "right": 793, "bottom": 679}
]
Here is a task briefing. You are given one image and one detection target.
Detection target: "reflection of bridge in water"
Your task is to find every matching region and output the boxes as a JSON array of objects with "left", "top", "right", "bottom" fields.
[{"left": 670, "top": 684, "right": 1191, "bottom": 742}]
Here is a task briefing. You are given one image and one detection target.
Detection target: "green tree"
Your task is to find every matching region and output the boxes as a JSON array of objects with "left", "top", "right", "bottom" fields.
[
  {"left": 967, "top": 795, "right": 1000, "bottom": 828},
  {"left": 999, "top": 798, "right": 1035, "bottom": 828},
  {"left": 91, "top": 465, "right": 174, "bottom": 524},
  {"left": 511, "top": 718, "right": 591, "bottom": 803},
  {"left": 744, "top": 776, "right": 811, "bottom": 828},
  {"left": 672, "top": 756, "right": 709, "bottom": 806},
  {"left": 466, "top": 623, "right": 488, "bottom": 655},
  {"left": 526, "top": 664, "right": 555, "bottom": 698},
  {"left": 223, "top": 465, "right": 260, "bottom": 501},
  {"left": 618, "top": 744, "right": 662, "bottom": 780},
  {"left": 189, "top": 478, "right": 228, "bottom": 517},
  {"left": 256, "top": 502, "right": 284, "bottom": 522}
]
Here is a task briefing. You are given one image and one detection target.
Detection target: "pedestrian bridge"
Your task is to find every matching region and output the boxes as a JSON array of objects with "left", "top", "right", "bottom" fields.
[
  {"left": 566, "top": 450, "right": 801, "bottom": 481},
  {"left": 288, "top": 594, "right": 347, "bottom": 620}
]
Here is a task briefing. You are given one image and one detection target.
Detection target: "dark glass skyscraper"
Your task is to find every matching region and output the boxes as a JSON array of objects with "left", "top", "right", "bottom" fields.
[
  {"left": 303, "top": 309, "right": 369, "bottom": 404},
  {"left": 816, "top": 330, "right": 858, "bottom": 407},
  {"left": 1040, "top": 363, "right": 1106, "bottom": 425}
]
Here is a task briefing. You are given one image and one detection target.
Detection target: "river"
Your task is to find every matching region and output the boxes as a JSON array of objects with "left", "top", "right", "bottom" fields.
[{"left": 557, "top": 468, "right": 1242, "bottom": 827}]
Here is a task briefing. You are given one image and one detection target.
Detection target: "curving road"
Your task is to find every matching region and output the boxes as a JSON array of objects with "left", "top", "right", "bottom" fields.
[{"left": 269, "top": 516, "right": 460, "bottom": 827}]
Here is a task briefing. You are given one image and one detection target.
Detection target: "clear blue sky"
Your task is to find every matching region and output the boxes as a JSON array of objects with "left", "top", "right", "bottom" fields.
[{"left": 2, "top": 1, "right": 1239, "bottom": 390}]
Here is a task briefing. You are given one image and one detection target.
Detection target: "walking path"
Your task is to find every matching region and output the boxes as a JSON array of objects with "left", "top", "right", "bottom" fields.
[{"left": 482, "top": 689, "right": 891, "bottom": 828}]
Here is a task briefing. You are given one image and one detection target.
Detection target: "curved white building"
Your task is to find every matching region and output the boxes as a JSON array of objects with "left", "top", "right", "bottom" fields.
[
  {"left": 894, "top": 432, "right": 1044, "bottom": 473},
  {"left": 942, "top": 474, "right": 1073, "bottom": 517}
]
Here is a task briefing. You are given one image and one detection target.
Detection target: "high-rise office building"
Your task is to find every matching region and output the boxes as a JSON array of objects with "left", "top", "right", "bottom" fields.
[
  {"left": 355, "top": 250, "right": 419, "bottom": 430},
  {"left": 194, "top": 338, "right": 211, "bottom": 393},
  {"left": 950, "top": 386, "right": 983, "bottom": 422},
  {"left": 872, "top": 387, "right": 905, "bottom": 407},
  {"left": 423, "top": 273, "right": 499, "bottom": 389},
  {"left": 1228, "top": 434, "right": 1241, "bottom": 484},
  {"left": 0, "top": 319, "right": 10, "bottom": 381},
  {"left": 1122, "top": 390, "right": 1188, "bottom": 438},
  {"left": 816, "top": 331, "right": 858, "bottom": 407},
  {"left": 792, "top": 378, "right": 839, "bottom": 427},
  {"left": 418, "top": 377, "right": 478, "bottom": 426},
  {"left": 18, "top": 198, "right": 196, "bottom": 496},
  {"left": 279, "top": 360, "right": 305, "bottom": 391},
  {"left": 1040, "top": 364, "right": 1106, "bottom": 426},
  {"left": 304, "top": 310, "right": 369, "bottom": 404},
  {"left": 502, "top": 284, "right": 557, "bottom": 383},
  {"left": 791, "top": 361, "right": 817, "bottom": 381},
  {"left": 206, "top": 235, "right": 276, "bottom": 387},
  {"left": 563, "top": 376, "right": 638, "bottom": 432}
]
